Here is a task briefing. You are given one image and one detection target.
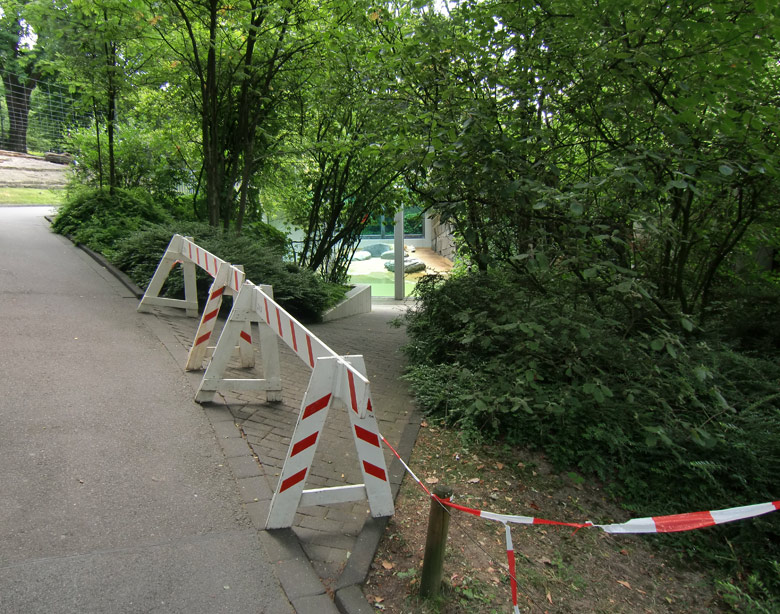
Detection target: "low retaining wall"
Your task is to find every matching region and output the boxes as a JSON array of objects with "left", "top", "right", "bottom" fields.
[{"left": 322, "top": 284, "right": 371, "bottom": 322}]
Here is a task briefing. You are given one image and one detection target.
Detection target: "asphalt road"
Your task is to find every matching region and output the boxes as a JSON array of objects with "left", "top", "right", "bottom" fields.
[{"left": 0, "top": 207, "right": 293, "bottom": 613}]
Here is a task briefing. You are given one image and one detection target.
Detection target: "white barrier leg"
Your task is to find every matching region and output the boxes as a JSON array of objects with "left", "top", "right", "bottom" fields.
[
  {"left": 195, "top": 284, "right": 253, "bottom": 403},
  {"left": 266, "top": 358, "right": 338, "bottom": 529},
  {"left": 185, "top": 263, "right": 230, "bottom": 370},
  {"left": 138, "top": 234, "right": 199, "bottom": 316},
  {"left": 238, "top": 321, "right": 255, "bottom": 368},
  {"left": 182, "top": 259, "right": 197, "bottom": 316},
  {"left": 343, "top": 356, "right": 394, "bottom": 518},
  {"left": 235, "top": 265, "right": 255, "bottom": 369},
  {"left": 258, "top": 284, "right": 282, "bottom": 402}
]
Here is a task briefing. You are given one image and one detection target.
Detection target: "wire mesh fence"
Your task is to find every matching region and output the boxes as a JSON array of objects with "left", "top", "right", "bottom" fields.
[{"left": 0, "top": 70, "right": 91, "bottom": 154}]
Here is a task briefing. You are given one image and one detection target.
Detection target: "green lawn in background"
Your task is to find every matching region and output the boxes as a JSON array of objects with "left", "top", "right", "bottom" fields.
[
  {"left": 0, "top": 188, "right": 64, "bottom": 205},
  {"left": 349, "top": 271, "right": 417, "bottom": 297}
]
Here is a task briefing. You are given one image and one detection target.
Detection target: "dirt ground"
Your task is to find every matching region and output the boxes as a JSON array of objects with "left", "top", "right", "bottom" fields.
[
  {"left": 365, "top": 422, "right": 726, "bottom": 614},
  {"left": 0, "top": 150, "right": 69, "bottom": 188}
]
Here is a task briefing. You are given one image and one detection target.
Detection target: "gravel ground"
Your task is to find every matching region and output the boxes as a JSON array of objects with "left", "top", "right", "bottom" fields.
[{"left": 0, "top": 150, "right": 69, "bottom": 188}]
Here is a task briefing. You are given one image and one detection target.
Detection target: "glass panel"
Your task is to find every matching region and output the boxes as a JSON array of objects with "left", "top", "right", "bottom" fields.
[{"left": 360, "top": 208, "right": 425, "bottom": 239}]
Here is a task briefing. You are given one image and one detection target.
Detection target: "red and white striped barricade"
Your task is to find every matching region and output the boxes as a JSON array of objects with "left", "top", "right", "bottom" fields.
[
  {"left": 184, "top": 263, "right": 254, "bottom": 371},
  {"left": 137, "top": 234, "right": 257, "bottom": 371},
  {"left": 194, "top": 282, "right": 394, "bottom": 528},
  {"left": 194, "top": 282, "right": 282, "bottom": 402},
  {"left": 137, "top": 234, "right": 199, "bottom": 316}
]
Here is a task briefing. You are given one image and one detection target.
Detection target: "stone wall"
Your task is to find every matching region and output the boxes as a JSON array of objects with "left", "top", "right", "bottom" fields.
[{"left": 430, "top": 215, "right": 456, "bottom": 261}]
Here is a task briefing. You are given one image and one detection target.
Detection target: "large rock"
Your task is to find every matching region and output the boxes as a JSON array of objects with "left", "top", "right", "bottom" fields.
[
  {"left": 363, "top": 243, "right": 390, "bottom": 257},
  {"left": 352, "top": 250, "right": 372, "bottom": 261},
  {"left": 44, "top": 152, "right": 73, "bottom": 165},
  {"left": 384, "top": 258, "right": 426, "bottom": 273}
]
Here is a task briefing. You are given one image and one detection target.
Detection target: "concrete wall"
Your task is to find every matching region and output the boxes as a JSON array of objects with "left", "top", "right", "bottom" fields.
[{"left": 322, "top": 284, "right": 372, "bottom": 322}]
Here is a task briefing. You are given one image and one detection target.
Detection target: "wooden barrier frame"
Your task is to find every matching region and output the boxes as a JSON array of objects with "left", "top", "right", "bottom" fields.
[
  {"left": 138, "top": 234, "right": 393, "bottom": 527},
  {"left": 137, "top": 234, "right": 260, "bottom": 372},
  {"left": 195, "top": 283, "right": 394, "bottom": 528},
  {"left": 137, "top": 234, "right": 199, "bottom": 316}
]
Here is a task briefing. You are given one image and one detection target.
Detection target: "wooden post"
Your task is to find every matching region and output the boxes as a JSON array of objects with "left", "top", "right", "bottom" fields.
[{"left": 419, "top": 485, "right": 453, "bottom": 598}]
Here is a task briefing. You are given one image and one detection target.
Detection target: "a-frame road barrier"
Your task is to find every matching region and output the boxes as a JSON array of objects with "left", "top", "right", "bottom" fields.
[
  {"left": 137, "top": 234, "right": 258, "bottom": 371},
  {"left": 194, "top": 281, "right": 283, "bottom": 403},
  {"left": 137, "top": 234, "right": 199, "bottom": 316},
  {"left": 184, "top": 263, "right": 254, "bottom": 371},
  {"left": 265, "top": 354, "right": 394, "bottom": 529},
  {"left": 194, "top": 282, "right": 394, "bottom": 529}
]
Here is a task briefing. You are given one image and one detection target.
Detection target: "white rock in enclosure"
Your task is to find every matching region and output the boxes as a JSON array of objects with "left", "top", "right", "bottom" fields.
[
  {"left": 384, "top": 258, "right": 426, "bottom": 273},
  {"left": 363, "top": 243, "right": 390, "bottom": 257}
]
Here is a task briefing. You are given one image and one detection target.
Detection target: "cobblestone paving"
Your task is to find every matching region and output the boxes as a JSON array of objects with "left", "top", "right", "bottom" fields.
[{"left": 152, "top": 298, "right": 418, "bottom": 590}]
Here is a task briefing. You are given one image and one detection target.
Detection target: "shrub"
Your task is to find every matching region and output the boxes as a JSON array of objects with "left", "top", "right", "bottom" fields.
[
  {"left": 67, "top": 122, "right": 195, "bottom": 199},
  {"left": 112, "top": 223, "right": 342, "bottom": 322},
  {"left": 53, "top": 188, "right": 342, "bottom": 321},
  {"left": 402, "top": 270, "right": 779, "bottom": 593},
  {"left": 51, "top": 187, "right": 172, "bottom": 257}
]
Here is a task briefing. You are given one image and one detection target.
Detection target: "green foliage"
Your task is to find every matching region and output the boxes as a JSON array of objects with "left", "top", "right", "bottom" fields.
[
  {"left": 67, "top": 121, "right": 195, "bottom": 199},
  {"left": 51, "top": 187, "right": 171, "bottom": 255},
  {"left": 718, "top": 565, "right": 780, "bottom": 614},
  {"left": 111, "top": 223, "right": 341, "bottom": 322},
  {"left": 53, "top": 188, "right": 338, "bottom": 320},
  {"left": 402, "top": 271, "right": 779, "bottom": 593},
  {"left": 393, "top": 0, "right": 780, "bottom": 318},
  {"left": 278, "top": 5, "right": 410, "bottom": 282}
]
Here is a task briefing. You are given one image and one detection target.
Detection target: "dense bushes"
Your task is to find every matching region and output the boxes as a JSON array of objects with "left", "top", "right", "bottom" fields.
[
  {"left": 51, "top": 187, "right": 172, "bottom": 256},
  {"left": 403, "top": 270, "right": 779, "bottom": 592},
  {"left": 52, "top": 188, "right": 343, "bottom": 321},
  {"left": 67, "top": 122, "right": 195, "bottom": 199},
  {"left": 112, "top": 223, "right": 339, "bottom": 322}
]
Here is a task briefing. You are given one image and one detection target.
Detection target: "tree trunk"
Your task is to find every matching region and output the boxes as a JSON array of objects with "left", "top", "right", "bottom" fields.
[
  {"left": 106, "top": 87, "right": 116, "bottom": 195},
  {"left": 92, "top": 98, "right": 104, "bottom": 189},
  {"left": 2, "top": 72, "right": 36, "bottom": 153},
  {"left": 204, "top": 0, "right": 221, "bottom": 227},
  {"left": 235, "top": 133, "right": 255, "bottom": 235}
]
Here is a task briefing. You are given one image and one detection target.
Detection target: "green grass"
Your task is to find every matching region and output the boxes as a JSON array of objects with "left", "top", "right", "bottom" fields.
[
  {"left": 0, "top": 188, "right": 65, "bottom": 205},
  {"left": 349, "top": 272, "right": 417, "bottom": 297}
]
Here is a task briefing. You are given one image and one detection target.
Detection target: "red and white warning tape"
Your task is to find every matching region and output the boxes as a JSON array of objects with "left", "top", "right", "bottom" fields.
[
  {"left": 593, "top": 501, "right": 780, "bottom": 534},
  {"left": 438, "top": 497, "right": 780, "bottom": 534},
  {"left": 380, "top": 435, "right": 779, "bottom": 534},
  {"left": 380, "top": 434, "right": 778, "bottom": 612},
  {"left": 504, "top": 523, "right": 521, "bottom": 614}
]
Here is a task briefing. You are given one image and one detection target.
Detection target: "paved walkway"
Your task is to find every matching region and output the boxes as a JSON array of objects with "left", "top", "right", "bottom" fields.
[
  {"left": 0, "top": 206, "right": 420, "bottom": 613},
  {"left": 145, "top": 281, "right": 421, "bottom": 612}
]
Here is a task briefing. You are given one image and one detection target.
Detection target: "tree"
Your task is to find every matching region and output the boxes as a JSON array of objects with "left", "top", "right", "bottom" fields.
[
  {"left": 387, "top": 0, "right": 780, "bottom": 318},
  {"left": 542, "top": 0, "right": 780, "bottom": 317},
  {"left": 30, "top": 0, "right": 156, "bottom": 192},
  {"left": 0, "top": 0, "right": 41, "bottom": 153},
  {"left": 151, "top": 0, "right": 322, "bottom": 231},
  {"left": 285, "top": 6, "right": 407, "bottom": 282}
]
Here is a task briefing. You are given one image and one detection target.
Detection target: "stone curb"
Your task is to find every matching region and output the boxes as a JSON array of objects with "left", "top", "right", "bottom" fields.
[
  {"left": 44, "top": 216, "right": 145, "bottom": 299},
  {"left": 333, "top": 417, "right": 421, "bottom": 614},
  {"left": 77, "top": 243, "right": 145, "bottom": 298}
]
